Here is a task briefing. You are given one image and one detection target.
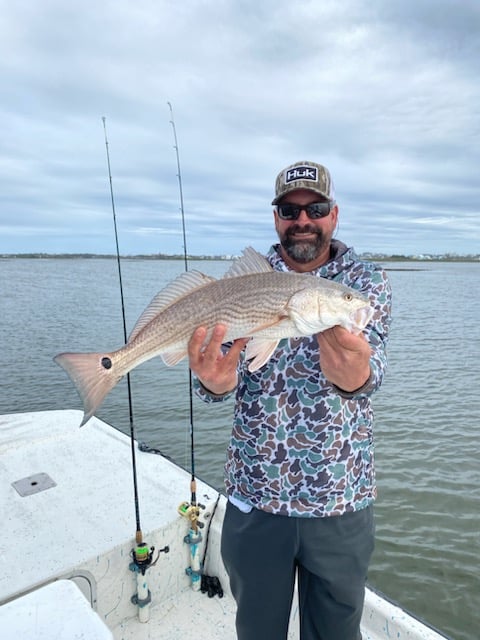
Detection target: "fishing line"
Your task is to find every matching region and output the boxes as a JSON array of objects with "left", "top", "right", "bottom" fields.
[
  {"left": 167, "top": 102, "right": 197, "bottom": 506},
  {"left": 168, "top": 103, "right": 222, "bottom": 597},
  {"left": 101, "top": 116, "right": 143, "bottom": 543}
]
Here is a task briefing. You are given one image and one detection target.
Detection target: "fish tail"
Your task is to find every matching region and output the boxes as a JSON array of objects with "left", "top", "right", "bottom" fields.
[{"left": 54, "top": 351, "right": 123, "bottom": 426}]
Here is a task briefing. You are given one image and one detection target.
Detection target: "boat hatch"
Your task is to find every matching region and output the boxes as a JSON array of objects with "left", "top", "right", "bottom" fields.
[{"left": 11, "top": 472, "right": 57, "bottom": 496}]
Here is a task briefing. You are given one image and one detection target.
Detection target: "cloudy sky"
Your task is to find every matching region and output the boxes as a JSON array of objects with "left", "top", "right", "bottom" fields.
[{"left": 1, "top": 0, "right": 479, "bottom": 257}]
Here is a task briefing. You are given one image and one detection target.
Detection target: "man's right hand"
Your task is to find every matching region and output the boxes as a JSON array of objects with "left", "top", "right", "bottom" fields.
[{"left": 188, "top": 324, "right": 248, "bottom": 395}]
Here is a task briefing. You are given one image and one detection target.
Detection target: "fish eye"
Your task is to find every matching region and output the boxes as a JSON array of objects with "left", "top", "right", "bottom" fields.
[{"left": 343, "top": 293, "right": 353, "bottom": 302}]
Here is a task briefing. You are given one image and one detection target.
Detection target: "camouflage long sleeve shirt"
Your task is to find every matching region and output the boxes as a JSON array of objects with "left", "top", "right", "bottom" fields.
[{"left": 196, "top": 240, "right": 392, "bottom": 517}]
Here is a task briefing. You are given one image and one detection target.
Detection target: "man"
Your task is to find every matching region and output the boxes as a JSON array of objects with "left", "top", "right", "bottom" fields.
[{"left": 188, "top": 161, "right": 392, "bottom": 640}]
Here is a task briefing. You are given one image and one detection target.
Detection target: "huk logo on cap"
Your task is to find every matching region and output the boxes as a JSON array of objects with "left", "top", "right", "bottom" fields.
[{"left": 285, "top": 166, "right": 318, "bottom": 184}]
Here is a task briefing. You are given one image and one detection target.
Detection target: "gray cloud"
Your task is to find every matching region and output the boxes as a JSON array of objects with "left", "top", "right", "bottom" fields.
[{"left": 0, "top": 0, "right": 478, "bottom": 256}]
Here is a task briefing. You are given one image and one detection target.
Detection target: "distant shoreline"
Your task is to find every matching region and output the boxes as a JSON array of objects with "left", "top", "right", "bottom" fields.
[{"left": 1, "top": 253, "right": 479, "bottom": 263}]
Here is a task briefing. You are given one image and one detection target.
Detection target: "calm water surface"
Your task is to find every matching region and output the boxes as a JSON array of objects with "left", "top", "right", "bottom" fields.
[{"left": 1, "top": 257, "right": 479, "bottom": 640}]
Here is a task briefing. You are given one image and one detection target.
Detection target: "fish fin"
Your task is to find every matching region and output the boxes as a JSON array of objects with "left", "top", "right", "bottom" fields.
[
  {"left": 245, "top": 339, "right": 280, "bottom": 372},
  {"left": 161, "top": 350, "right": 187, "bottom": 367},
  {"left": 54, "top": 352, "right": 122, "bottom": 426},
  {"left": 129, "top": 271, "right": 217, "bottom": 342},
  {"left": 223, "top": 247, "right": 273, "bottom": 278}
]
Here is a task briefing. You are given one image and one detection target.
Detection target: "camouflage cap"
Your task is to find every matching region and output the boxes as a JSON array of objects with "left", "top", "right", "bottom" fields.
[{"left": 272, "top": 161, "right": 335, "bottom": 205}]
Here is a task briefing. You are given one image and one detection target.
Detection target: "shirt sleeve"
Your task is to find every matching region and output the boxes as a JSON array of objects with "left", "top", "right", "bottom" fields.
[
  {"left": 193, "top": 377, "right": 236, "bottom": 403},
  {"left": 335, "top": 265, "right": 392, "bottom": 399}
]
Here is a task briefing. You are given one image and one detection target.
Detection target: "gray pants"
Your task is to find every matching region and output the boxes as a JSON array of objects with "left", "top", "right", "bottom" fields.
[{"left": 221, "top": 502, "right": 375, "bottom": 640}]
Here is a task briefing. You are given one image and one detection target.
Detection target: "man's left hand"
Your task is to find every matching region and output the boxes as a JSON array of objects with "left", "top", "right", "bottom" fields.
[{"left": 317, "top": 327, "right": 372, "bottom": 392}]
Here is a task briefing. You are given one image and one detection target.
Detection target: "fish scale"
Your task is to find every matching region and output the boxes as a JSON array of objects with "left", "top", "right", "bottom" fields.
[{"left": 115, "top": 274, "right": 290, "bottom": 370}]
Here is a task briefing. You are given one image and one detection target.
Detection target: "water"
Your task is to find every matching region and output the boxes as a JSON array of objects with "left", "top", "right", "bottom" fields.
[{"left": 1, "top": 257, "right": 479, "bottom": 640}]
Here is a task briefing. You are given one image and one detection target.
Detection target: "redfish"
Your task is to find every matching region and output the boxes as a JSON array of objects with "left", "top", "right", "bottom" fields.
[{"left": 54, "top": 248, "right": 373, "bottom": 425}]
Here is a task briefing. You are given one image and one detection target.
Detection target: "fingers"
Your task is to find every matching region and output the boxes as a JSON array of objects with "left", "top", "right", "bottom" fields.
[
  {"left": 318, "top": 326, "right": 367, "bottom": 351},
  {"left": 188, "top": 324, "right": 226, "bottom": 366},
  {"left": 228, "top": 336, "right": 250, "bottom": 360},
  {"left": 189, "top": 324, "right": 248, "bottom": 361},
  {"left": 187, "top": 324, "right": 248, "bottom": 396},
  {"left": 202, "top": 324, "right": 228, "bottom": 364},
  {"left": 187, "top": 326, "right": 206, "bottom": 369},
  {"left": 317, "top": 327, "right": 342, "bottom": 355},
  {"left": 188, "top": 324, "right": 249, "bottom": 370}
]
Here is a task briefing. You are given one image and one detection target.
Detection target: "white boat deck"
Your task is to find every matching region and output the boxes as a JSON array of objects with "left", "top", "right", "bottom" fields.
[
  {"left": 1, "top": 580, "right": 114, "bottom": 640},
  {"left": 115, "top": 587, "right": 238, "bottom": 639},
  {"left": 0, "top": 411, "right": 449, "bottom": 640}
]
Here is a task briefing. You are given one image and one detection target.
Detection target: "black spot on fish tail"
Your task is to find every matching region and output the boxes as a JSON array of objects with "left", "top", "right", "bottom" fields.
[{"left": 101, "top": 357, "right": 112, "bottom": 369}]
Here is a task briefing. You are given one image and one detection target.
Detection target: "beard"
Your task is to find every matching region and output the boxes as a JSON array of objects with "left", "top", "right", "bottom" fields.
[{"left": 279, "top": 224, "right": 329, "bottom": 264}]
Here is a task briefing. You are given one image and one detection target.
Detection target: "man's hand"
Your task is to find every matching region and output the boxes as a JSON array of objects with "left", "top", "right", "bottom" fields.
[
  {"left": 188, "top": 324, "right": 248, "bottom": 396},
  {"left": 317, "top": 327, "right": 372, "bottom": 392}
]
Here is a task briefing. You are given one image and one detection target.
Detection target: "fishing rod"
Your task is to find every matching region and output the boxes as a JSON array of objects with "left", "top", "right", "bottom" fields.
[
  {"left": 102, "top": 116, "right": 142, "bottom": 538},
  {"left": 167, "top": 102, "right": 195, "bottom": 470},
  {"left": 101, "top": 117, "right": 164, "bottom": 621},
  {"left": 167, "top": 102, "right": 205, "bottom": 592}
]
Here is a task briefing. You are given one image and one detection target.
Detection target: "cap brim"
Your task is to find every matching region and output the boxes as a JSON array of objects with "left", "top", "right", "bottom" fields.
[{"left": 272, "top": 186, "right": 331, "bottom": 206}]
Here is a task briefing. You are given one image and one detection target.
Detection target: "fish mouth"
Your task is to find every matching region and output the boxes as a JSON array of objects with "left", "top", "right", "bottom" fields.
[{"left": 350, "top": 306, "right": 374, "bottom": 332}]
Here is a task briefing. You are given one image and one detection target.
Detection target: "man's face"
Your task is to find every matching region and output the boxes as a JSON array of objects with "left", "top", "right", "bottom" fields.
[{"left": 274, "top": 189, "right": 338, "bottom": 271}]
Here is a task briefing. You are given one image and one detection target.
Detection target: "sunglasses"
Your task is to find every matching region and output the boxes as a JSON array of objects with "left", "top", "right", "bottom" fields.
[{"left": 276, "top": 201, "right": 334, "bottom": 220}]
